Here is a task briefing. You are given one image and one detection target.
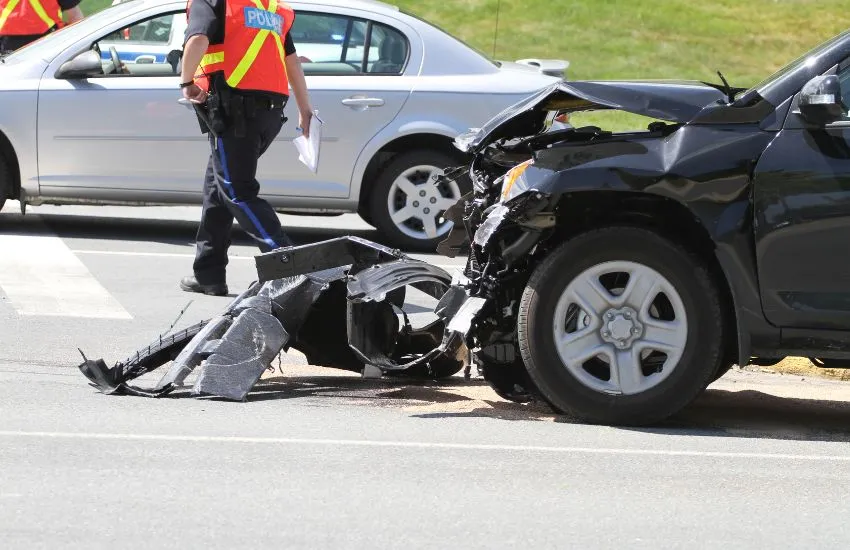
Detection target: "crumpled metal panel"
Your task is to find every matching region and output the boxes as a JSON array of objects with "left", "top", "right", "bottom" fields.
[{"left": 193, "top": 308, "right": 289, "bottom": 401}]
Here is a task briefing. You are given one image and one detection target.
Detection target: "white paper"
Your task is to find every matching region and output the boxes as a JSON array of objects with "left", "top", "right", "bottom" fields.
[{"left": 293, "top": 110, "right": 323, "bottom": 174}]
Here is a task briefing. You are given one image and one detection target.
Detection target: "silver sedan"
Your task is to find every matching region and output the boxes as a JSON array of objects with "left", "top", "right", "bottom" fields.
[{"left": 0, "top": 0, "right": 565, "bottom": 249}]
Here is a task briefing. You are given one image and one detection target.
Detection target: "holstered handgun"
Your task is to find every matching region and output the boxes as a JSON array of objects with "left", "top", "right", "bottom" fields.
[{"left": 206, "top": 92, "right": 228, "bottom": 136}]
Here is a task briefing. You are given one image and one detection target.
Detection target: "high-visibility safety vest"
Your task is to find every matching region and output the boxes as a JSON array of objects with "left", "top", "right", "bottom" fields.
[
  {"left": 0, "top": 0, "right": 62, "bottom": 36},
  {"left": 189, "top": 0, "right": 293, "bottom": 96}
]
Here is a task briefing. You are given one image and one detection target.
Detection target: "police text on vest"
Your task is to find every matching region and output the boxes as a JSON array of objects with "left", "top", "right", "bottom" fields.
[{"left": 243, "top": 7, "right": 283, "bottom": 35}]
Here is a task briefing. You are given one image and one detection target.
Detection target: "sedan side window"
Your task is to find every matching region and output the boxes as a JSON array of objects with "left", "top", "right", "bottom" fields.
[
  {"left": 94, "top": 13, "right": 185, "bottom": 76},
  {"left": 291, "top": 11, "right": 408, "bottom": 76},
  {"left": 367, "top": 23, "right": 408, "bottom": 74},
  {"left": 291, "top": 12, "right": 364, "bottom": 75}
]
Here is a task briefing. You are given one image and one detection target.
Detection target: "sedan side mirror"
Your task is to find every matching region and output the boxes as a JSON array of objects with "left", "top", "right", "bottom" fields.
[
  {"left": 55, "top": 49, "right": 104, "bottom": 79},
  {"left": 799, "top": 75, "right": 846, "bottom": 125}
]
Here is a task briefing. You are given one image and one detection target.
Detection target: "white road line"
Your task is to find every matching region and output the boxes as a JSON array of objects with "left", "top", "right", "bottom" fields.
[
  {"left": 71, "top": 249, "right": 466, "bottom": 271},
  {"left": 0, "top": 430, "right": 847, "bottom": 461},
  {"left": 0, "top": 235, "right": 132, "bottom": 319}
]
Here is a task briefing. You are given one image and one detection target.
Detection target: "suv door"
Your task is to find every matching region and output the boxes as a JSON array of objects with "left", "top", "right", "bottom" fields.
[
  {"left": 753, "top": 58, "right": 850, "bottom": 329},
  {"left": 256, "top": 6, "right": 418, "bottom": 201}
]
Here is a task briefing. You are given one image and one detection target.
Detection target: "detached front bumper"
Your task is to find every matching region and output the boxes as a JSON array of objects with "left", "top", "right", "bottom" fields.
[{"left": 77, "top": 237, "right": 491, "bottom": 401}]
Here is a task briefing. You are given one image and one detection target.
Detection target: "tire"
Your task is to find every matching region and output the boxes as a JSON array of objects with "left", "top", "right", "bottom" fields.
[
  {"left": 369, "top": 149, "right": 469, "bottom": 251},
  {"left": 0, "top": 154, "right": 11, "bottom": 213},
  {"left": 517, "top": 227, "right": 725, "bottom": 426}
]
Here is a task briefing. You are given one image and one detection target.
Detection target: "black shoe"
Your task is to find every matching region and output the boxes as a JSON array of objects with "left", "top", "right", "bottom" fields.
[{"left": 180, "top": 276, "right": 228, "bottom": 296}]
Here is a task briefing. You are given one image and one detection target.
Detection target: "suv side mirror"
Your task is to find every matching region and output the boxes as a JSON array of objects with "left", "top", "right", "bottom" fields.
[
  {"left": 799, "top": 75, "right": 845, "bottom": 125},
  {"left": 55, "top": 49, "right": 104, "bottom": 79}
]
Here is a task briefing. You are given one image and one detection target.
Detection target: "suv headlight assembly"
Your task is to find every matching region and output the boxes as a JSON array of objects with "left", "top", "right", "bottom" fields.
[{"left": 501, "top": 159, "right": 534, "bottom": 202}]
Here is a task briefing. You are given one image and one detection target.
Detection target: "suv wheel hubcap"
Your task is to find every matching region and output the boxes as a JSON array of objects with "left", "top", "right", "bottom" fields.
[{"left": 552, "top": 261, "right": 688, "bottom": 396}]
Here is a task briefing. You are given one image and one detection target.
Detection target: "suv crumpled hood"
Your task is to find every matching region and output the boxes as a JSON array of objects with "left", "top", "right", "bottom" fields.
[{"left": 460, "top": 80, "right": 728, "bottom": 152}]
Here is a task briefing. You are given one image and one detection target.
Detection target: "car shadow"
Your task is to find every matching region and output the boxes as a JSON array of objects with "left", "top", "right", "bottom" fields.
[
  {"left": 628, "top": 388, "right": 850, "bottom": 442},
  {"left": 0, "top": 210, "right": 390, "bottom": 249},
  {"left": 232, "top": 373, "right": 850, "bottom": 441}
]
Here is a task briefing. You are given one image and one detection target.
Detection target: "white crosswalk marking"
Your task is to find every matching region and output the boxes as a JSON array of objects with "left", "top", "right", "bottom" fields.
[{"left": 0, "top": 234, "right": 132, "bottom": 319}]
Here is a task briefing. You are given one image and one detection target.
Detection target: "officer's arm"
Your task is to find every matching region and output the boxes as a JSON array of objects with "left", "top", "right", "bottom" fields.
[
  {"left": 63, "top": 7, "right": 83, "bottom": 24},
  {"left": 181, "top": 34, "right": 209, "bottom": 85},
  {"left": 58, "top": 0, "right": 83, "bottom": 24},
  {"left": 285, "top": 53, "right": 313, "bottom": 135}
]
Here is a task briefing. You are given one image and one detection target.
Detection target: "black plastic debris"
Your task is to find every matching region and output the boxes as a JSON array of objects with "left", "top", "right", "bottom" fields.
[{"left": 77, "top": 237, "right": 480, "bottom": 401}]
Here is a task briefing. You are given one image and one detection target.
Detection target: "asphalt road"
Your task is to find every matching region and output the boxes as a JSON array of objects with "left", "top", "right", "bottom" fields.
[{"left": 3, "top": 204, "right": 850, "bottom": 549}]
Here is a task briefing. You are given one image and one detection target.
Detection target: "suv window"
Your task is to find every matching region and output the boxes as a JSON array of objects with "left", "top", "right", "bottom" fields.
[{"left": 291, "top": 11, "right": 408, "bottom": 76}]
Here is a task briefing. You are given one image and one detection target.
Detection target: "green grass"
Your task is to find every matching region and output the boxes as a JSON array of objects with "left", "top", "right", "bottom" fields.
[{"left": 79, "top": 0, "right": 850, "bottom": 129}]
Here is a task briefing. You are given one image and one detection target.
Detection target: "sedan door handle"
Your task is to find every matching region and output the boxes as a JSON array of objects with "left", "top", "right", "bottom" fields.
[{"left": 341, "top": 96, "right": 385, "bottom": 108}]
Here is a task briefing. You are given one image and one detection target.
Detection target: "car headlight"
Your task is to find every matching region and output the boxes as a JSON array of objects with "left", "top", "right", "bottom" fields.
[{"left": 501, "top": 159, "right": 534, "bottom": 202}]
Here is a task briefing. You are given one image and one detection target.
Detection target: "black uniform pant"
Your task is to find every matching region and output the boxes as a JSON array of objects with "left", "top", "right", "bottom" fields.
[{"left": 192, "top": 104, "right": 292, "bottom": 285}]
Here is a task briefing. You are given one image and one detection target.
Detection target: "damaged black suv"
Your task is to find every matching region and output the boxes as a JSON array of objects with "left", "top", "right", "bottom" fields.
[
  {"left": 432, "top": 27, "right": 850, "bottom": 424},
  {"left": 80, "top": 29, "right": 850, "bottom": 426}
]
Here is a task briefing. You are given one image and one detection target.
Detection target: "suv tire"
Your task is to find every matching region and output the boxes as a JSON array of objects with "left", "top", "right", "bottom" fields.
[
  {"left": 517, "top": 227, "right": 725, "bottom": 425},
  {"left": 369, "top": 149, "right": 467, "bottom": 251}
]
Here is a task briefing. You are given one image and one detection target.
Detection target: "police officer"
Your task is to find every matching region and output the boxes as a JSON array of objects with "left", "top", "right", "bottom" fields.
[
  {"left": 178, "top": 0, "right": 313, "bottom": 296},
  {"left": 0, "top": 0, "right": 83, "bottom": 52}
]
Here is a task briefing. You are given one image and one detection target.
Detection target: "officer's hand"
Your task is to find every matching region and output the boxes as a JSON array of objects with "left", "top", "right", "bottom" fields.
[
  {"left": 182, "top": 83, "right": 207, "bottom": 104},
  {"left": 298, "top": 109, "right": 312, "bottom": 139}
]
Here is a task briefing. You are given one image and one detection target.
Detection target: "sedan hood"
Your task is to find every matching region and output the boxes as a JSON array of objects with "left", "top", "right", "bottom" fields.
[{"left": 457, "top": 79, "right": 728, "bottom": 152}]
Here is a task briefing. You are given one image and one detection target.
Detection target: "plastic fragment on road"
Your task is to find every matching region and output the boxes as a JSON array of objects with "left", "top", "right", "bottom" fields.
[{"left": 76, "top": 237, "right": 478, "bottom": 401}]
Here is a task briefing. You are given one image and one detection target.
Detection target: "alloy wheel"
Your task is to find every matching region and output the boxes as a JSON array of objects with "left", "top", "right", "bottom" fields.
[{"left": 552, "top": 260, "right": 688, "bottom": 395}]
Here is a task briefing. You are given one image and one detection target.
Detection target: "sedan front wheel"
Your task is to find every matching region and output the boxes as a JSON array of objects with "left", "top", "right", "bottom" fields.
[
  {"left": 517, "top": 227, "right": 725, "bottom": 425},
  {"left": 369, "top": 150, "right": 467, "bottom": 251}
]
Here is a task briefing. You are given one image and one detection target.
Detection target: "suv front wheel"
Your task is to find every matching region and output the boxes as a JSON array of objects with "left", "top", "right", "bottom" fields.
[{"left": 517, "top": 227, "right": 725, "bottom": 425}]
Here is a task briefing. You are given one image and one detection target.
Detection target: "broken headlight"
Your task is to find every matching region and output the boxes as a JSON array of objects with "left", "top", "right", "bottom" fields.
[
  {"left": 473, "top": 204, "right": 510, "bottom": 246},
  {"left": 500, "top": 159, "right": 534, "bottom": 202}
]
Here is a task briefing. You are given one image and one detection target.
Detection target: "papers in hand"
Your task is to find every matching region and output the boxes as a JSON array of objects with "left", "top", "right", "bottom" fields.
[{"left": 293, "top": 110, "right": 323, "bottom": 174}]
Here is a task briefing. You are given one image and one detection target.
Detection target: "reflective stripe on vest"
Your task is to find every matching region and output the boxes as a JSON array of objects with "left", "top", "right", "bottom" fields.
[
  {"left": 0, "top": 0, "right": 60, "bottom": 36},
  {"left": 190, "top": 0, "right": 292, "bottom": 95}
]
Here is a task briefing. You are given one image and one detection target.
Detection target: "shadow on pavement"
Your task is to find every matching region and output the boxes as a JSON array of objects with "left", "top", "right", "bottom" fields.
[
  {"left": 637, "top": 388, "right": 850, "bottom": 442},
  {"left": 239, "top": 374, "right": 850, "bottom": 440}
]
